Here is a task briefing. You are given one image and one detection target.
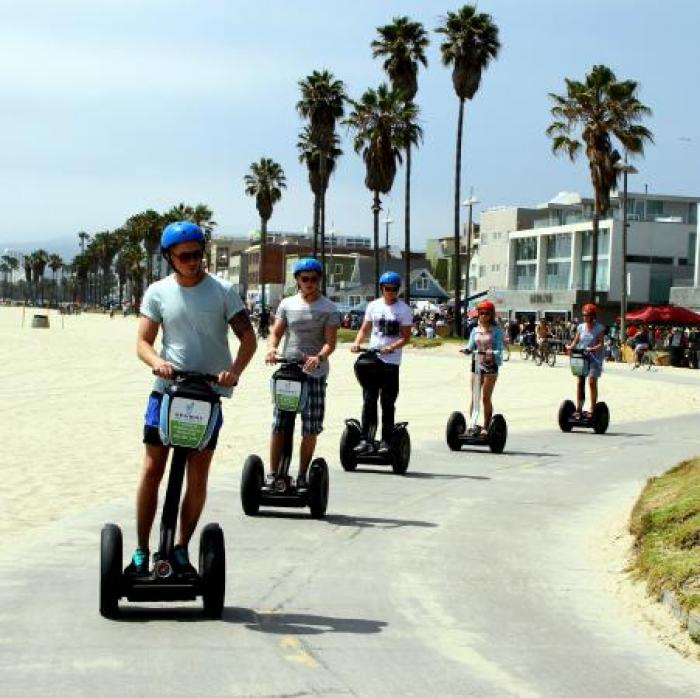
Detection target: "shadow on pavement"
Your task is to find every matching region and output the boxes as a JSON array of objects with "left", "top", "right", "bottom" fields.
[
  {"left": 494, "top": 450, "right": 559, "bottom": 458},
  {"left": 352, "top": 468, "right": 491, "bottom": 480},
  {"left": 226, "top": 607, "right": 388, "bottom": 635},
  {"left": 110, "top": 606, "right": 212, "bottom": 622},
  {"left": 324, "top": 513, "right": 437, "bottom": 528}
]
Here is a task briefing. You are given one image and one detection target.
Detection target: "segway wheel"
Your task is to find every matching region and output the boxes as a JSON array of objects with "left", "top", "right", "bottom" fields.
[
  {"left": 100, "top": 523, "right": 122, "bottom": 619},
  {"left": 446, "top": 411, "right": 466, "bottom": 451},
  {"left": 592, "top": 402, "right": 610, "bottom": 434},
  {"left": 488, "top": 415, "right": 508, "bottom": 454},
  {"left": 241, "top": 454, "right": 264, "bottom": 516},
  {"left": 558, "top": 400, "right": 576, "bottom": 432},
  {"left": 339, "top": 425, "right": 359, "bottom": 472},
  {"left": 391, "top": 429, "right": 411, "bottom": 475},
  {"left": 199, "top": 523, "right": 225, "bottom": 619},
  {"left": 308, "top": 458, "right": 329, "bottom": 519}
]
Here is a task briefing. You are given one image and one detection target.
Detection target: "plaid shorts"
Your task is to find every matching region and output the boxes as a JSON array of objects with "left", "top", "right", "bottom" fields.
[{"left": 272, "top": 375, "right": 327, "bottom": 436}]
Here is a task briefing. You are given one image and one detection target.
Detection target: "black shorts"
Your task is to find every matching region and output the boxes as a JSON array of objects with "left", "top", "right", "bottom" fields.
[{"left": 471, "top": 359, "right": 498, "bottom": 375}]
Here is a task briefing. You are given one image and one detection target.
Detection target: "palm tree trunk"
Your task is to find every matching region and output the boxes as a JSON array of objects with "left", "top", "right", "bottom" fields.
[
  {"left": 404, "top": 143, "right": 412, "bottom": 306},
  {"left": 453, "top": 98, "right": 465, "bottom": 337},
  {"left": 590, "top": 209, "right": 599, "bottom": 301},
  {"left": 260, "top": 216, "right": 267, "bottom": 314},
  {"left": 313, "top": 195, "right": 320, "bottom": 258},
  {"left": 372, "top": 191, "right": 381, "bottom": 297}
]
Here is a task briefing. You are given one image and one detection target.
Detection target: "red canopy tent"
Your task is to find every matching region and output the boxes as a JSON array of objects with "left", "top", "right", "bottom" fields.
[{"left": 626, "top": 305, "right": 700, "bottom": 326}]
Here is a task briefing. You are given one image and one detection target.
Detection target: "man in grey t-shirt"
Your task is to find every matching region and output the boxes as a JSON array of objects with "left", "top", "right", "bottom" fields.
[{"left": 265, "top": 258, "right": 340, "bottom": 488}]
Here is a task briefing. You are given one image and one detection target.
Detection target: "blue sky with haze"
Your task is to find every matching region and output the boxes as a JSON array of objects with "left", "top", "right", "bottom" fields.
[{"left": 1, "top": 0, "right": 697, "bottom": 257}]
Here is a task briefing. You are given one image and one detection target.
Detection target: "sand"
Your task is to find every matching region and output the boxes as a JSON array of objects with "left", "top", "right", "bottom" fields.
[{"left": 2, "top": 304, "right": 700, "bottom": 547}]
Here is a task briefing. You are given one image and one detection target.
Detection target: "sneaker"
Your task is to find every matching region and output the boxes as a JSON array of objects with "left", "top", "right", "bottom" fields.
[
  {"left": 173, "top": 545, "right": 197, "bottom": 576},
  {"left": 296, "top": 473, "right": 308, "bottom": 490},
  {"left": 377, "top": 440, "right": 391, "bottom": 456},
  {"left": 124, "top": 547, "right": 149, "bottom": 575},
  {"left": 353, "top": 440, "right": 373, "bottom": 456}
]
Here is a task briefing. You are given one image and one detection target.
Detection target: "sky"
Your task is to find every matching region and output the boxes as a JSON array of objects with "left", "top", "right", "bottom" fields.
[{"left": 1, "top": 0, "right": 698, "bottom": 259}]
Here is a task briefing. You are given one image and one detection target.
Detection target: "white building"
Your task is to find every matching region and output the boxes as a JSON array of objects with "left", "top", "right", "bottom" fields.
[{"left": 477, "top": 191, "right": 698, "bottom": 319}]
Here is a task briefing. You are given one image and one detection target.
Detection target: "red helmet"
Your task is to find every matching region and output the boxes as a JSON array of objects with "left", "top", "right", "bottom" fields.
[
  {"left": 582, "top": 303, "right": 597, "bottom": 317},
  {"left": 477, "top": 300, "right": 496, "bottom": 315}
]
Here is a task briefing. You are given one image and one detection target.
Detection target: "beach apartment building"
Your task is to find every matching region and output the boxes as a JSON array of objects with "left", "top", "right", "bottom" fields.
[{"left": 476, "top": 190, "right": 698, "bottom": 319}]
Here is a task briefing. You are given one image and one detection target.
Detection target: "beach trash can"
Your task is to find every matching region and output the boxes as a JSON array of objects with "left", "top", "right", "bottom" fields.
[{"left": 31, "top": 314, "right": 50, "bottom": 329}]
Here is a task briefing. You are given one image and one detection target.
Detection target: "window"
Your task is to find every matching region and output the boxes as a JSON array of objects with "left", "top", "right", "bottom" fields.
[
  {"left": 581, "top": 229, "right": 610, "bottom": 257},
  {"left": 647, "top": 199, "right": 664, "bottom": 219},
  {"left": 415, "top": 276, "right": 429, "bottom": 291},
  {"left": 334, "top": 263, "right": 343, "bottom": 275},
  {"left": 348, "top": 295, "right": 361, "bottom": 306},
  {"left": 514, "top": 237, "right": 537, "bottom": 262},
  {"left": 481, "top": 232, "right": 488, "bottom": 243},
  {"left": 545, "top": 233, "right": 571, "bottom": 260},
  {"left": 515, "top": 264, "right": 536, "bottom": 290},
  {"left": 581, "top": 259, "right": 609, "bottom": 291},
  {"left": 479, "top": 265, "right": 485, "bottom": 277},
  {"left": 545, "top": 262, "right": 571, "bottom": 290}
]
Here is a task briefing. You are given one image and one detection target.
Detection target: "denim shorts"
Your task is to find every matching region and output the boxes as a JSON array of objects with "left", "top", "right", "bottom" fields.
[{"left": 143, "top": 391, "right": 223, "bottom": 450}]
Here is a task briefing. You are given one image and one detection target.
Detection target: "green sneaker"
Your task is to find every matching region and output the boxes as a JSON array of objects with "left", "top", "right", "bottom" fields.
[
  {"left": 124, "top": 547, "right": 149, "bottom": 575},
  {"left": 173, "top": 545, "right": 197, "bottom": 576}
]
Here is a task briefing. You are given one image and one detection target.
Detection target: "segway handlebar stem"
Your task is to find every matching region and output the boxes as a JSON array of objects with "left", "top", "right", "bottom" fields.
[{"left": 152, "top": 369, "right": 220, "bottom": 384}]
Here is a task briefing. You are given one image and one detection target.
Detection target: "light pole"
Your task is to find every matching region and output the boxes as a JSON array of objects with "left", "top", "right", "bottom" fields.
[
  {"left": 462, "top": 193, "right": 480, "bottom": 310},
  {"left": 616, "top": 160, "right": 637, "bottom": 344},
  {"left": 382, "top": 213, "right": 394, "bottom": 269}
]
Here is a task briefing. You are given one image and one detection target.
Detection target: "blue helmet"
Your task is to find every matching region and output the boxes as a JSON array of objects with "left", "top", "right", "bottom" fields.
[
  {"left": 293, "top": 257, "right": 323, "bottom": 276},
  {"left": 379, "top": 271, "right": 401, "bottom": 288},
  {"left": 160, "top": 221, "right": 205, "bottom": 252}
]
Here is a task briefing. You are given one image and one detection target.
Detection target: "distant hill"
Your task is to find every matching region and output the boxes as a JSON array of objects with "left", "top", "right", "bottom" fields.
[{"left": 0, "top": 236, "right": 81, "bottom": 261}]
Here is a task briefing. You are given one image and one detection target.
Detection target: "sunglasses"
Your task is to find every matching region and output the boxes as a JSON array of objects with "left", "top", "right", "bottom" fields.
[
  {"left": 298, "top": 275, "right": 319, "bottom": 284},
  {"left": 171, "top": 249, "right": 203, "bottom": 263},
  {"left": 583, "top": 313, "right": 594, "bottom": 318},
  {"left": 382, "top": 285, "right": 399, "bottom": 292},
  {"left": 478, "top": 311, "right": 490, "bottom": 316}
]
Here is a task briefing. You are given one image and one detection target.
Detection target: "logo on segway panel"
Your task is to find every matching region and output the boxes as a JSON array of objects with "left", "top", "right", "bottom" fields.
[
  {"left": 155, "top": 560, "right": 173, "bottom": 578},
  {"left": 169, "top": 397, "right": 212, "bottom": 448}
]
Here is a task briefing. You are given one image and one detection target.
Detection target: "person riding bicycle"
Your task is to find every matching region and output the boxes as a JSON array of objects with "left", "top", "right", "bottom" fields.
[
  {"left": 566, "top": 303, "right": 605, "bottom": 419},
  {"left": 265, "top": 258, "right": 340, "bottom": 489},
  {"left": 463, "top": 300, "right": 504, "bottom": 435},
  {"left": 632, "top": 324, "right": 651, "bottom": 368},
  {"left": 130, "top": 221, "right": 257, "bottom": 575},
  {"left": 535, "top": 318, "right": 552, "bottom": 358},
  {"left": 350, "top": 271, "right": 413, "bottom": 456}
]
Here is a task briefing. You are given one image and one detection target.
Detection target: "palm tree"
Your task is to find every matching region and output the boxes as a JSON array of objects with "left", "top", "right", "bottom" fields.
[
  {"left": 547, "top": 64, "right": 653, "bottom": 299},
  {"left": 297, "top": 70, "right": 346, "bottom": 277},
  {"left": 436, "top": 4, "right": 500, "bottom": 335},
  {"left": 78, "top": 231, "right": 90, "bottom": 253},
  {"left": 372, "top": 16, "right": 429, "bottom": 303},
  {"left": 244, "top": 158, "right": 287, "bottom": 313},
  {"left": 116, "top": 243, "right": 145, "bottom": 307},
  {"left": 126, "top": 210, "right": 162, "bottom": 283},
  {"left": 345, "top": 84, "right": 416, "bottom": 296},
  {"left": 191, "top": 204, "right": 217, "bottom": 241},
  {"left": 48, "top": 254, "right": 63, "bottom": 304},
  {"left": 297, "top": 126, "right": 343, "bottom": 257},
  {"left": 30, "top": 249, "right": 49, "bottom": 304},
  {"left": 1, "top": 255, "right": 18, "bottom": 299},
  {"left": 0, "top": 262, "right": 9, "bottom": 298},
  {"left": 23, "top": 254, "right": 34, "bottom": 301}
]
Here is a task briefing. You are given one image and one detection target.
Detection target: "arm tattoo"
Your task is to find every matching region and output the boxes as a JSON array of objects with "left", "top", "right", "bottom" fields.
[{"left": 229, "top": 310, "right": 254, "bottom": 340}]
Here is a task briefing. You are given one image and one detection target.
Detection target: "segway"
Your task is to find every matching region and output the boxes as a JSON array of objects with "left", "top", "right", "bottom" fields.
[
  {"left": 558, "top": 350, "right": 609, "bottom": 434},
  {"left": 100, "top": 371, "right": 226, "bottom": 619},
  {"left": 446, "top": 349, "right": 507, "bottom": 453},
  {"left": 339, "top": 349, "right": 411, "bottom": 474},
  {"left": 240, "top": 357, "right": 329, "bottom": 518}
]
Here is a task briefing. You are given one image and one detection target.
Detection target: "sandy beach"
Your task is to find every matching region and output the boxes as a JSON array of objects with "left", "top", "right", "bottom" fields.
[{"left": 2, "top": 304, "right": 700, "bottom": 548}]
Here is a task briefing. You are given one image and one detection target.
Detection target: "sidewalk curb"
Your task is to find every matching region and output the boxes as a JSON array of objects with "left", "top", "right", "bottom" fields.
[{"left": 661, "top": 590, "right": 700, "bottom": 643}]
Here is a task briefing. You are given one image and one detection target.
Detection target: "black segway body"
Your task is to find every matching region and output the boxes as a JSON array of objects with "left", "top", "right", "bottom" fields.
[
  {"left": 240, "top": 359, "right": 329, "bottom": 518},
  {"left": 100, "top": 371, "right": 226, "bottom": 619},
  {"left": 558, "top": 349, "right": 610, "bottom": 434},
  {"left": 341, "top": 349, "right": 411, "bottom": 474}
]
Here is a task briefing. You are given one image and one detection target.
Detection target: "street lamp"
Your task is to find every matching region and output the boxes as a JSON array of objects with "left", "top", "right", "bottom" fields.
[
  {"left": 616, "top": 160, "right": 638, "bottom": 344},
  {"left": 382, "top": 213, "right": 394, "bottom": 268},
  {"left": 462, "top": 194, "right": 480, "bottom": 305}
]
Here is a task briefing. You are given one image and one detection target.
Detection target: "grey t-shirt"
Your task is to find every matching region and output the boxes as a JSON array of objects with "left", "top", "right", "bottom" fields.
[
  {"left": 277, "top": 293, "right": 341, "bottom": 378},
  {"left": 140, "top": 274, "right": 245, "bottom": 397}
]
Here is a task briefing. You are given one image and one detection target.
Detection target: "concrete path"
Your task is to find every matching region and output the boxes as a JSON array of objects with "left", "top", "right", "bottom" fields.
[{"left": 1, "top": 414, "right": 700, "bottom": 697}]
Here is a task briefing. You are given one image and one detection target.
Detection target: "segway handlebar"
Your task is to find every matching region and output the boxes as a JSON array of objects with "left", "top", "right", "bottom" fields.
[
  {"left": 152, "top": 368, "right": 220, "bottom": 383},
  {"left": 271, "top": 355, "right": 307, "bottom": 366}
]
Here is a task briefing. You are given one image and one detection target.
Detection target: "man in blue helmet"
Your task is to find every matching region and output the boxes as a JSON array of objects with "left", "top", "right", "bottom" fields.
[
  {"left": 128, "top": 221, "right": 257, "bottom": 575},
  {"left": 265, "top": 258, "right": 340, "bottom": 488},
  {"left": 350, "top": 271, "right": 413, "bottom": 455}
]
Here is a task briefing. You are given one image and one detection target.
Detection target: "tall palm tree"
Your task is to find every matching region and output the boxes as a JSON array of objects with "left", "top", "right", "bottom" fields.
[
  {"left": 78, "top": 231, "right": 90, "bottom": 253},
  {"left": 90, "top": 231, "right": 120, "bottom": 305},
  {"left": 1, "top": 255, "right": 18, "bottom": 300},
  {"left": 191, "top": 204, "right": 217, "bottom": 241},
  {"left": 297, "top": 70, "right": 346, "bottom": 278},
  {"left": 0, "top": 262, "right": 9, "bottom": 298},
  {"left": 244, "top": 158, "right": 287, "bottom": 313},
  {"left": 372, "top": 15, "right": 428, "bottom": 302},
  {"left": 30, "top": 249, "right": 49, "bottom": 304},
  {"left": 23, "top": 254, "right": 34, "bottom": 301},
  {"left": 48, "top": 254, "right": 63, "bottom": 304},
  {"left": 436, "top": 4, "right": 500, "bottom": 335},
  {"left": 126, "top": 210, "right": 162, "bottom": 284},
  {"left": 116, "top": 243, "right": 145, "bottom": 307},
  {"left": 345, "top": 84, "right": 416, "bottom": 295},
  {"left": 297, "top": 126, "right": 343, "bottom": 256},
  {"left": 547, "top": 64, "right": 653, "bottom": 299}
]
